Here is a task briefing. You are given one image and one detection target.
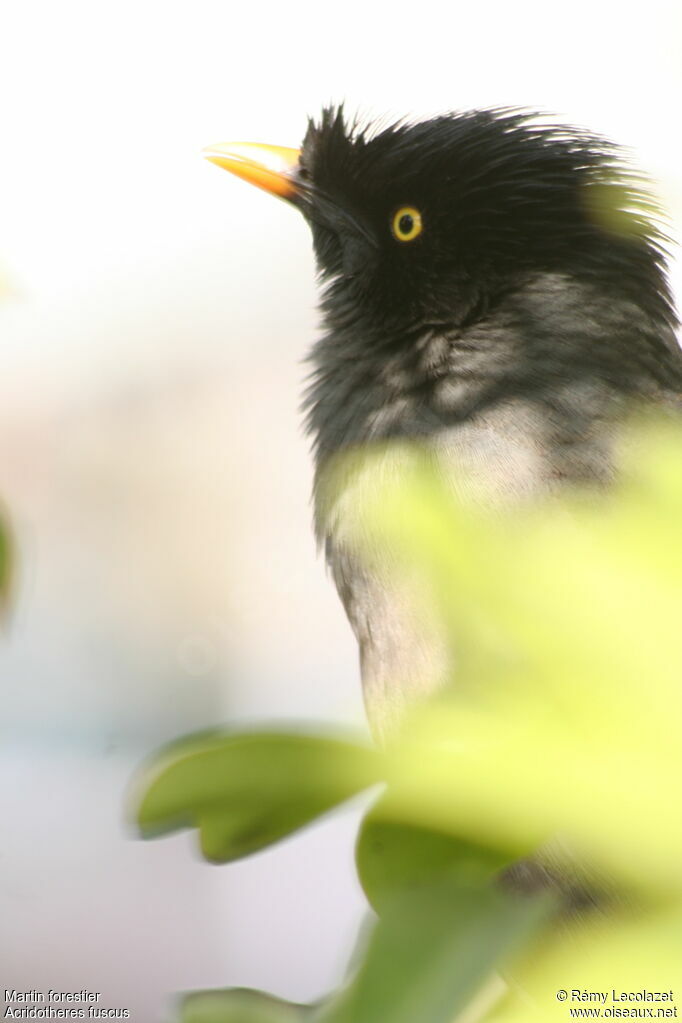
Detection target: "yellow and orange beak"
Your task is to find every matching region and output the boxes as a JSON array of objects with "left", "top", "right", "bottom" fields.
[{"left": 203, "top": 142, "right": 302, "bottom": 202}]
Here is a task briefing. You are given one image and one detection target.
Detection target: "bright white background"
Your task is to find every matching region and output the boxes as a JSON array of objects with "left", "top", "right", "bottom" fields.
[{"left": 0, "top": 1, "right": 680, "bottom": 1020}]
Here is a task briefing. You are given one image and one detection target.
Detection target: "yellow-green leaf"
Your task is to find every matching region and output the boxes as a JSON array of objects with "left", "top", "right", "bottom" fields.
[{"left": 134, "top": 729, "right": 381, "bottom": 862}]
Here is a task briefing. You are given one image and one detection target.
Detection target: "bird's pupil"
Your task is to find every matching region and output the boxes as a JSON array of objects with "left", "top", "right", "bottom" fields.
[{"left": 399, "top": 213, "right": 413, "bottom": 235}]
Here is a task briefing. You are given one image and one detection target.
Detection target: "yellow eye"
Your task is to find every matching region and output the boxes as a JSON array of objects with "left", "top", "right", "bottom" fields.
[{"left": 391, "top": 206, "right": 423, "bottom": 242}]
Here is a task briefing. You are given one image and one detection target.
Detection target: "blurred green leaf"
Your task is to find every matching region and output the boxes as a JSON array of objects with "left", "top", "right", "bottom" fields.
[
  {"left": 143, "top": 417, "right": 682, "bottom": 1020},
  {"left": 325, "top": 419, "right": 682, "bottom": 897},
  {"left": 180, "top": 988, "right": 311, "bottom": 1023},
  {"left": 489, "top": 905, "right": 682, "bottom": 1021},
  {"left": 135, "top": 729, "right": 381, "bottom": 862},
  {"left": 0, "top": 509, "right": 13, "bottom": 616},
  {"left": 357, "top": 797, "right": 511, "bottom": 914},
  {"left": 583, "top": 174, "right": 666, "bottom": 241},
  {"left": 0, "top": 261, "right": 19, "bottom": 301},
  {"left": 319, "top": 877, "right": 553, "bottom": 1023}
]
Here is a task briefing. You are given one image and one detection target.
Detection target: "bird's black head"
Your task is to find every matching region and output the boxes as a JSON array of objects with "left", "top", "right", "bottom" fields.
[{"left": 295, "top": 105, "right": 672, "bottom": 333}]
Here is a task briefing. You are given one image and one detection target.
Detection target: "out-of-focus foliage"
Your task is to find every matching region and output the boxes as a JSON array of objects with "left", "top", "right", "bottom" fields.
[
  {"left": 135, "top": 730, "right": 380, "bottom": 862},
  {"left": 0, "top": 507, "right": 13, "bottom": 617},
  {"left": 180, "top": 988, "right": 311, "bottom": 1023},
  {"left": 356, "top": 802, "right": 511, "bottom": 915},
  {"left": 135, "top": 416, "right": 682, "bottom": 1021},
  {"left": 340, "top": 416, "right": 682, "bottom": 1018},
  {"left": 351, "top": 418, "right": 682, "bottom": 899},
  {"left": 317, "top": 878, "right": 551, "bottom": 1023},
  {"left": 0, "top": 261, "right": 17, "bottom": 300},
  {"left": 488, "top": 907, "right": 682, "bottom": 1022}
]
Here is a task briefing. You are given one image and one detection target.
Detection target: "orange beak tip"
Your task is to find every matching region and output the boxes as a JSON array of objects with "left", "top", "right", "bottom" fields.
[{"left": 203, "top": 142, "right": 302, "bottom": 201}]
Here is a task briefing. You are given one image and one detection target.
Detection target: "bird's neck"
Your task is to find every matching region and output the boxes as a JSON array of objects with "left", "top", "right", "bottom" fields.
[
  {"left": 303, "top": 319, "right": 476, "bottom": 462},
  {"left": 304, "top": 270, "right": 681, "bottom": 475}
]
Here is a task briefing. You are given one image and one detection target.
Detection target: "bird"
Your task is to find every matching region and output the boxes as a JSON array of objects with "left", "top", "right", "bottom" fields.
[{"left": 204, "top": 107, "right": 682, "bottom": 747}]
